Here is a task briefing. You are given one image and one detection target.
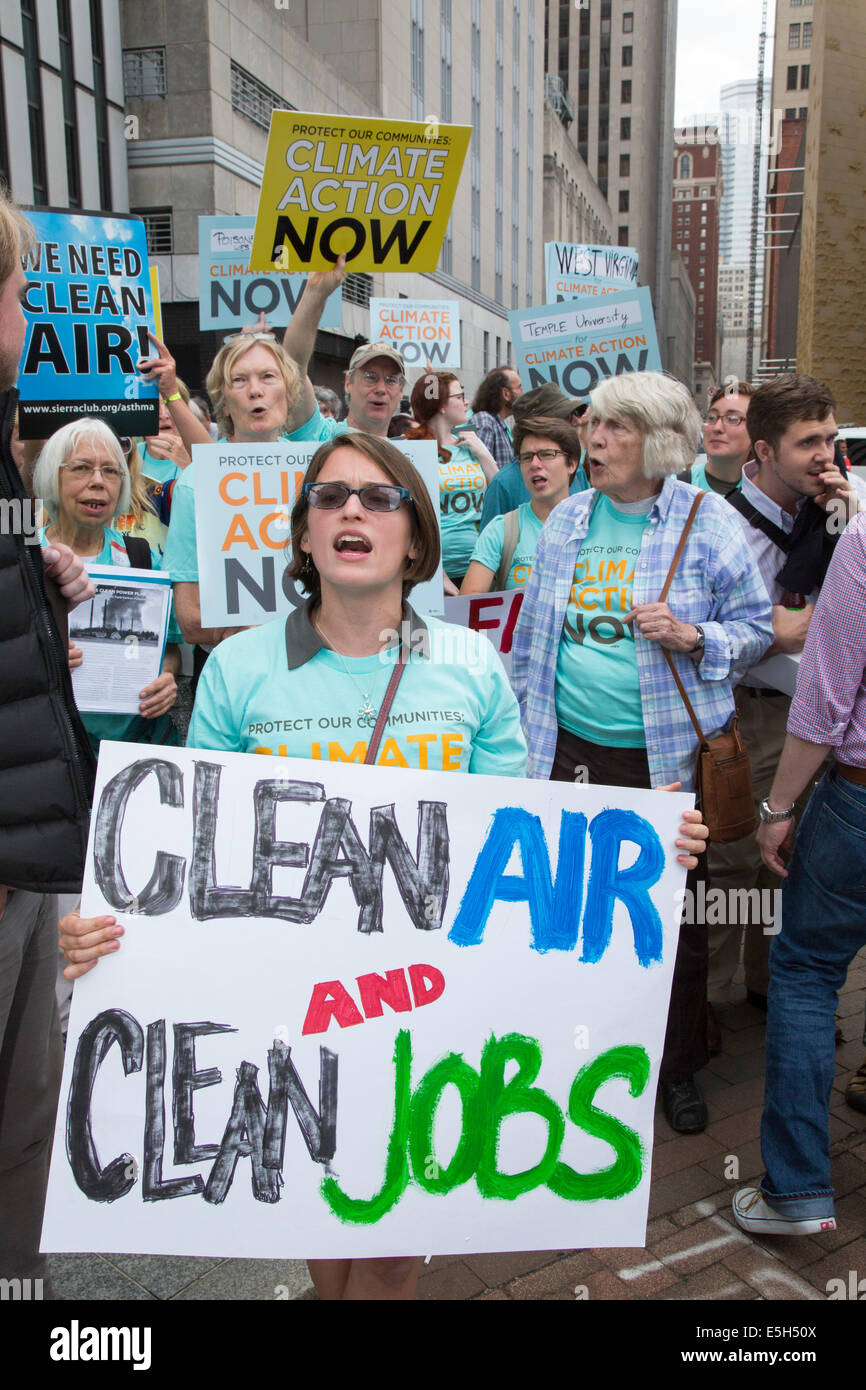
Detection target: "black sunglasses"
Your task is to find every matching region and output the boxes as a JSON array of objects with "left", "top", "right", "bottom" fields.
[{"left": 303, "top": 481, "right": 413, "bottom": 512}]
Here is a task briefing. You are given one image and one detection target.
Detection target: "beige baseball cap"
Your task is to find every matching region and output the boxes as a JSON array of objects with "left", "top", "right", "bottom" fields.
[{"left": 348, "top": 340, "right": 406, "bottom": 374}]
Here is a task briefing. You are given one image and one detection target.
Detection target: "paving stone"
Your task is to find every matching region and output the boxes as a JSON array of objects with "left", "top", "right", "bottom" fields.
[
  {"left": 506, "top": 1251, "right": 602, "bottom": 1299},
  {"left": 705, "top": 1077, "right": 766, "bottom": 1118},
  {"left": 171, "top": 1259, "right": 312, "bottom": 1301},
  {"left": 705, "top": 1103, "right": 764, "bottom": 1147},
  {"left": 580, "top": 1268, "right": 635, "bottom": 1300},
  {"left": 651, "top": 1133, "right": 725, "bottom": 1180},
  {"left": 718, "top": 1023, "right": 767, "bottom": 1058},
  {"left": 721, "top": 1244, "right": 823, "bottom": 1300},
  {"left": 797, "top": 1237, "right": 866, "bottom": 1293},
  {"left": 416, "top": 1261, "right": 486, "bottom": 1301},
  {"left": 596, "top": 1251, "right": 681, "bottom": 1296},
  {"left": 645, "top": 1216, "right": 679, "bottom": 1244},
  {"left": 707, "top": 1050, "right": 768, "bottom": 1085},
  {"left": 740, "top": 1231, "right": 827, "bottom": 1271},
  {"left": 650, "top": 1215, "right": 750, "bottom": 1276},
  {"left": 648, "top": 1166, "right": 726, "bottom": 1219},
  {"left": 806, "top": 1190, "right": 866, "bottom": 1253},
  {"left": 670, "top": 1189, "right": 733, "bottom": 1227},
  {"left": 828, "top": 1112, "right": 858, "bottom": 1143},
  {"left": 473, "top": 1288, "right": 511, "bottom": 1300},
  {"left": 656, "top": 1263, "right": 756, "bottom": 1300},
  {"left": 49, "top": 1253, "right": 156, "bottom": 1301},
  {"left": 101, "top": 1253, "right": 225, "bottom": 1300},
  {"left": 829, "top": 1151, "right": 866, "bottom": 1197},
  {"left": 700, "top": 1136, "right": 763, "bottom": 1184},
  {"left": 463, "top": 1249, "right": 563, "bottom": 1287},
  {"left": 836, "top": 990, "right": 866, "bottom": 1017}
]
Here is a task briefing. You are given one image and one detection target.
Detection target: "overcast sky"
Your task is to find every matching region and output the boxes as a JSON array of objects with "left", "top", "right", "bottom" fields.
[{"left": 675, "top": 0, "right": 773, "bottom": 124}]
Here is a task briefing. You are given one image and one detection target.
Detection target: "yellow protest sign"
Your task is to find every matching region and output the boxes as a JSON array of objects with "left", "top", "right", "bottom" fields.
[
  {"left": 250, "top": 112, "right": 471, "bottom": 274},
  {"left": 149, "top": 265, "right": 163, "bottom": 339}
]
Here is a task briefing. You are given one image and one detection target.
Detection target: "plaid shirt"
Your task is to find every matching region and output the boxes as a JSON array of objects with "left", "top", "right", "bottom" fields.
[
  {"left": 512, "top": 476, "right": 774, "bottom": 790},
  {"left": 471, "top": 411, "right": 515, "bottom": 471},
  {"left": 788, "top": 512, "right": 866, "bottom": 765}
]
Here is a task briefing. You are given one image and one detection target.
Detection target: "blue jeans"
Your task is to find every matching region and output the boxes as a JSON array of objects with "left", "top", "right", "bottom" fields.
[{"left": 761, "top": 769, "right": 866, "bottom": 1218}]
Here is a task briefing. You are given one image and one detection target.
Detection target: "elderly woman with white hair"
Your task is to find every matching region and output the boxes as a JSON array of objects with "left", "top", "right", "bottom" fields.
[
  {"left": 34, "top": 419, "right": 181, "bottom": 754},
  {"left": 512, "top": 371, "right": 773, "bottom": 1134}
]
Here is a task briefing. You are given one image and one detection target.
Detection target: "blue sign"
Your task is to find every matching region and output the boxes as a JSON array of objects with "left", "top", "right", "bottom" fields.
[
  {"left": 508, "top": 286, "right": 662, "bottom": 400},
  {"left": 18, "top": 210, "right": 158, "bottom": 440},
  {"left": 198, "top": 217, "right": 342, "bottom": 332}
]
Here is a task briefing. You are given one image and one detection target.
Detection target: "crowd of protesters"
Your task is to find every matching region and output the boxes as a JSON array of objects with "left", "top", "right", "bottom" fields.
[{"left": 2, "top": 184, "right": 866, "bottom": 1299}]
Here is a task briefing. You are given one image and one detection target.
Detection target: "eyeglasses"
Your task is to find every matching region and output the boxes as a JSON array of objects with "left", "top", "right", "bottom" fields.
[
  {"left": 221, "top": 331, "right": 277, "bottom": 346},
  {"left": 303, "top": 481, "right": 413, "bottom": 512},
  {"left": 357, "top": 370, "right": 404, "bottom": 389},
  {"left": 448, "top": 390, "right": 466, "bottom": 400},
  {"left": 705, "top": 411, "right": 747, "bottom": 427},
  {"left": 518, "top": 448, "right": 567, "bottom": 465},
  {"left": 118, "top": 437, "right": 132, "bottom": 455},
  {"left": 60, "top": 462, "right": 124, "bottom": 482}
]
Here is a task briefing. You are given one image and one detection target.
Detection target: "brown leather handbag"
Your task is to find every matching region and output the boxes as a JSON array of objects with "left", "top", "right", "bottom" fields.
[{"left": 658, "top": 493, "right": 756, "bottom": 843}]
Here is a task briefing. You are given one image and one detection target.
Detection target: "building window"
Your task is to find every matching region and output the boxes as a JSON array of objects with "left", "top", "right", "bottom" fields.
[
  {"left": 483, "top": 331, "right": 489, "bottom": 373},
  {"left": 679, "top": 153, "right": 691, "bottom": 178},
  {"left": 57, "top": 0, "right": 81, "bottom": 206},
  {"left": 440, "top": 0, "right": 452, "bottom": 120},
  {"left": 620, "top": 116, "right": 631, "bottom": 140},
  {"left": 89, "top": 0, "right": 111, "bottom": 209},
  {"left": 800, "top": 64, "right": 810, "bottom": 88},
  {"left": 786, "top": 64, "right": 798, "bottom": 90},
  {"left": 799, "top": 106, "right": 808, "bottom": 119},
  {"left": 231, "top": 62, "right": 294, "bottom": 130},
  {"left": 785, "top": 107, "right": 797, "bottom": 119},
  {"left": 619, "top": 190, "right": 629, "bottom": 212},
  {"left": 620, "top": 153, "right": 630, "bottom": 176},
  {"left": 621, "top": 79, "right": 631, "bottom": 103},
  {"left": 342, "top": 273, "right": 374, "bottom": 308},
  {"left": 802, "top": 21, "right": 812, "bottom": 47},
  {"left": 788, "top": 23, "right": 800, "bottom": 48},
  {"left": 618, "top": 225, "right": 629, "bottom": 246},
  {"left": 410, "top": 0, "right": 425, "bottom": 121},
  {"left": 21, "top": 0, "right": 47, "bottom": 204},
  {"left": 133, "top": 208, "right": 173, "bottom": 255},
  {"left": 622, "top": 45, "right": 632, "bottom": 66},
  {"left": 623, "top": 12, "right": 633, "bottom": 32},
  {"left": 123, "top": 47, "right": 167, "bottom": 99}
]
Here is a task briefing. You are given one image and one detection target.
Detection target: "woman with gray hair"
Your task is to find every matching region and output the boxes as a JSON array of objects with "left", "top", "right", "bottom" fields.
[
  {"left": 512, "top": 371, "right": 773, "bottom": 1134},
  {"left": 33, "top": 418, "right": 181, "bottom": 754}
]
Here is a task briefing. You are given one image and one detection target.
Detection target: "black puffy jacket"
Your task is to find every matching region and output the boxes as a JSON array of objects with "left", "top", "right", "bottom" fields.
[{"left": 0, "top": 389, "right": 95, "bottom": 890}]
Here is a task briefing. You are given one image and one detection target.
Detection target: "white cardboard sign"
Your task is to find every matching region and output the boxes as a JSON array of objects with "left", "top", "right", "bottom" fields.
[{"left": 43, "top": 742, "right": 689, "bottom": 1259}]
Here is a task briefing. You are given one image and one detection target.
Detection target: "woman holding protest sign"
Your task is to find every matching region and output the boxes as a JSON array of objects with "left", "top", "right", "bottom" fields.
[
  {"left": 407, "top": 371, "right": 498, "bottom": 594},
  {"left": 33, "top": 419, "right": 181, "bottom": 755},
  {"left": 460, "top": 415, "right": 582, "bottom": 595},
  {"left": 512, "top": 371, "right": 773, "bottom": 1134},
  {"left": 59, "top": 431, "right": 711, "bottom": 1299}
]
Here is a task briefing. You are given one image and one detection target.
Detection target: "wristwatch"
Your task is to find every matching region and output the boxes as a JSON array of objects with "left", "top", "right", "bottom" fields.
[
  {"left": 758, "top": 798, "right": 795, "bottom": 824},
  {"left": 690, "top": 624, "right": 706, "bottom": 656}
]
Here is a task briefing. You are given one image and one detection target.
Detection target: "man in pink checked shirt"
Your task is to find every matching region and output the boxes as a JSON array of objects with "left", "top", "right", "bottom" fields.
[{"left": 733, "top": 510, "right": 866, "bottom": 1237}]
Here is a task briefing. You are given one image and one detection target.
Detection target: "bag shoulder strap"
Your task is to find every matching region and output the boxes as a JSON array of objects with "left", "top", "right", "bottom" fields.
[
  {"left": 725, "top": 488, "right": 791, "bottom": 552},
  {"left": 365, "top": 650, "right": 408, "bottom": 765},
  {"left": 122, "top": 535, "right": 152, "bottom": 569},
  {"left": 492, "top": 508, "right": 520, "bottom": 592},
  {"left": 657, "top": 493, "right": 708, "bottom": 745}
]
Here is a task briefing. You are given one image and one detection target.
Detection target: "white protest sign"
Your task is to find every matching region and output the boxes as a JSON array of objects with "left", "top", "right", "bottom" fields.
[
  {"left": 369, "top": 298, "right": 461, "bottom": 368},
  {"left": 545, "top": 241, "right": 639, "bottom": 303},
  {"left": 443, "top": 590, "right": 524, "bottom": 678},
  {"left": 193, "top": 438, "right": 444, "bottom": 626},
  {"left": 43, "top": 741, "right": 689, "bottom": 1260}
]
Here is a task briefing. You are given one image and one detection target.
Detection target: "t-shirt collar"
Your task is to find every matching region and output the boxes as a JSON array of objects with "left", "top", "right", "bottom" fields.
[{"left": 284, "top": 596, "right": 429, "bottom": 670}]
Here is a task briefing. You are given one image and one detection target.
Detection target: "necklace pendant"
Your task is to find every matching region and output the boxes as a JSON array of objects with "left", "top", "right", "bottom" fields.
[{"left": 360, "top": 698, "right": 375, "bottom": 719}]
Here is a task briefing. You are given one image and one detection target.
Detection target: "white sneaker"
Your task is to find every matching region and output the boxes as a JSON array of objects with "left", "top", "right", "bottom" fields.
[{"left": 732, "top": 1186, "right": 836, "bottom": 1236}]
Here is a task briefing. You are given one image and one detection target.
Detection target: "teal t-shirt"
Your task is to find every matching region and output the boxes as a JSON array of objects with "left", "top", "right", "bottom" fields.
[
  {"left": 43, "top": 526, "right": 181, "bottom": 754},
  {"left": 689, "top": 456, "right": 742, "bottom": 495},
  {"left": 438, "top": 443, "right": 488, "bottom": 579},
  {"left": 554, "top": 494, "right": 652, "bottom": 748},
  {"left": 470, "top": 503, "right": 543, "bottom": 590},
  {"left": 188, "top": 612, "right": 527, "bottom": 776},
  {"left": 286, "top": 407, "right": 345, "bottom": 443},
  {"left": 137, "top": 444, "right": 181, "bottom": 485}
]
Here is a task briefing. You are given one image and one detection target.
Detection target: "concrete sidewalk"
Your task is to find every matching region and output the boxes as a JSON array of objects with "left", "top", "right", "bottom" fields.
[{"left": 49, "top": 957, "right": 866, "bottom": 1302}]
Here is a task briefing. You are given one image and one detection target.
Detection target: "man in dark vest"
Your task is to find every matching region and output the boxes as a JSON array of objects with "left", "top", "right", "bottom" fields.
[{"left": 0, "top": 191, "right": 96, "bottom": 1293}]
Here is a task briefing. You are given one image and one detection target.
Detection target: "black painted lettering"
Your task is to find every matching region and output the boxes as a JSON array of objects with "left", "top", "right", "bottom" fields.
[
  {"left": 66, "top": 1009, "right": 143, "bottom": 1202},
  {"left": 172, "top": 1021, "right": 237, "bottom": 1165},
  {"left": 367, "top": 802, "right": 450, "bottom": 932},
  {"left": 262, "top": 1043, "right": 338, "bottom": 1170},
  {"left": 204, "top": 1063, "right": 281, "bottom": 1205},
  {"left": 93, "top": 758, "right": 186, "bottom": 914},
  {"left": 143, "top": 1020, "right": 204, "bottom": 1200}
]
